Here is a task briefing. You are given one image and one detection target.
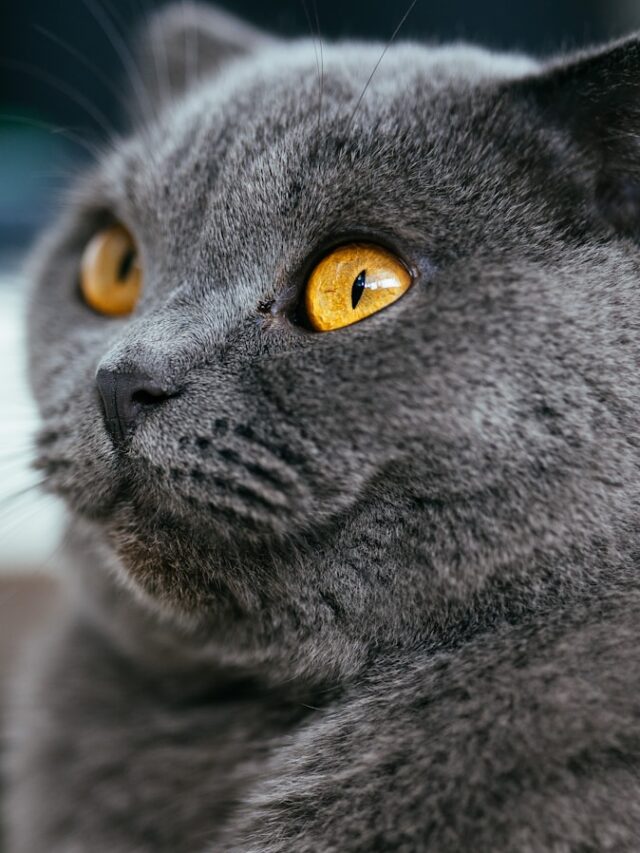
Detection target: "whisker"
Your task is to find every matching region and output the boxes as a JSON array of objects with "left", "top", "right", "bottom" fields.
[
  {"left": 0, "top": 491, "right": 58, "bottom": 544},
  {"left": 347, "top": 0, "right": 419, "bottom": 131},
  {"left": 0, "top": 485, "right": 48, "bottom": 518},
  {"left": 301, "top": 0, "right": 325, "bottom": 136},
  {"left": 33, "top": 24, "right": 129, "bottom": 108},
  {"left": 147, "top": 0, "right": 172, "bottom": 106},
  {"left": 80, "top": 0, "right": 158, "bottom": 128},
  {"left": 0, "top": 457, "right": 35, "bottom": 474},
  {"left": 301, "top": 0, "right": 323, "bottom": 134},
  {"left": 0, "top": 59, "right": 117, "bottom": 142},
  {"left": 96, "top": 0, "right": 132, "bottom": 38},
  {"left": 130, "top": 0, "right": 171, "bottom": 108},
  {"left": 0, "top": 404, "right": 37, "bottom": 411},
  {"left": 0, "top": 431, "right": 38, "bottom": 439},
  {"left": 0, "top": 113, "right": 103, "bottom": 160},
  {"left": 183, "top": 0, "right": 199, "bottom": 93},
  {"left": 80, "top": 0, "right": 166, "bottom": 174},
  {"left": 18, "top": 166, "right": 87, "bottom": 187},
  {"left": 0, "top": 461, "right": 33, "bottom": 474},
  {"left": 0, "top": 480, "right": 48, "bottom": 514},
  {"left": 0, "top": 418, "right": 39, "bottom": 427},
  {"left": 0, "top": 448, "right": 34, "bottom": 460},
  {"left": 301, "top": 0, "right": 321, "bottom": 87},
  {"left": 313, "top": 0, "right": 324, "bottom": 135}
]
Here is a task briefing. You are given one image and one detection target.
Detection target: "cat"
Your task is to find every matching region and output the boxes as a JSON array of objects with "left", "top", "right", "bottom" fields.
[{"left": 4, "top": 2, "right": 640, "bottom": 850}]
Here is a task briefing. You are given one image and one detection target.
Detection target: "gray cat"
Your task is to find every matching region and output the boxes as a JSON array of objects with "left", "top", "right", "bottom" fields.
[{"left": 4, "top": 2, "right": 640, "bottom": 850}]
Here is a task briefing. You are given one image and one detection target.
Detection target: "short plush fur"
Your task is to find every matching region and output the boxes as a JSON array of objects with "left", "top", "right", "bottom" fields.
[{"left": 4, "top": 3, "right": 640, "bottom": 850}]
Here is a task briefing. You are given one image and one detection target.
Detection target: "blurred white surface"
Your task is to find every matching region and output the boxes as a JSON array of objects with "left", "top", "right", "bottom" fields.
[{"left": 0, "top": 267, "right": 65, "bottom": 571}]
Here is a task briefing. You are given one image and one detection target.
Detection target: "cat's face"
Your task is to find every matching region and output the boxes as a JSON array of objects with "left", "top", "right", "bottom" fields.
[{"left": 27, "top": 7, "right": 640, "bottom": 680}]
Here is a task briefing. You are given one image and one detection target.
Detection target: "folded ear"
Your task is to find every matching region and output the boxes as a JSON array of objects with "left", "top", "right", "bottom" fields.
[
  {"left": 135, "top": 2, "right": 274, "bottom": 112},
  {"left": 514, "top": 35, "right": 640, "bottom": 237}
]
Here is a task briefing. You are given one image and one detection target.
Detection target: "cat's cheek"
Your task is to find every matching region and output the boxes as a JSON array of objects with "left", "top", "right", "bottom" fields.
[
  {"left": 43, "top": 462, "right": 123, "bottom": 519},
  {"left": 34, "top": 425, "right": 124, "bottom": 520}
]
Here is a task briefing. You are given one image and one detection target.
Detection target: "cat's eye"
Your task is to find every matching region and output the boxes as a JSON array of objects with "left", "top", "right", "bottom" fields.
[
  {"left": 304, "top": 243, "right": 412, "bottom": 332},
  {"left": 80, "top": 225, "right": 142, "bottom": 316}
]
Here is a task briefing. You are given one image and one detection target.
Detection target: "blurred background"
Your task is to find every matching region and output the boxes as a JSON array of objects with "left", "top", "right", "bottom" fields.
[{"left": 1, "top": 0, "right": 639, "bottom": 572}]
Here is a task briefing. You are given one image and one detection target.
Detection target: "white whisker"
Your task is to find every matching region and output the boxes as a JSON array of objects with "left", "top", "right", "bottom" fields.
[{"left": 347, "top": 0, "right": 419, "bottom": 131}]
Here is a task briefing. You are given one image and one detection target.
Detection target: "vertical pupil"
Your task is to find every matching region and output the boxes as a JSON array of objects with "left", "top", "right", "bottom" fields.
[
  {"left": 117, "top": 248, "right": 137, "bottom": 282},
  {"left": 351, "top": 270, "right": 366, "bottom": 309}
]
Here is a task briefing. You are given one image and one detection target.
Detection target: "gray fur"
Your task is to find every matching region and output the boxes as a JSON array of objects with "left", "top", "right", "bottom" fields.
[{"left": 4, "top": 4, "right": 640, "bottom": 850}]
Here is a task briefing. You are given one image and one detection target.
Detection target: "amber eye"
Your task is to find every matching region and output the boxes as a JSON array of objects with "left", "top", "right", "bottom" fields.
[
  {"left": 304, "top": 243, "right": 412, "bottom": 332},
  {"left": 80, "top": 224, "right": 142, "bottom": 316}
]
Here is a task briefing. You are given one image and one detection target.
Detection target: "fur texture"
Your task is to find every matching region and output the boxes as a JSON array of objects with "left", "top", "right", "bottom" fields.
[{"left": 4, "top": 4, "right": 640, "bottom": 850}]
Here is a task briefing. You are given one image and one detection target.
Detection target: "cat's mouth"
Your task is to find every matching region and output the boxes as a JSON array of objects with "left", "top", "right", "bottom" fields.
[
  {"left": 34, "top": 414, "right": 320, "bottom": 545},
  {"left": 120, "top": 444, "right": 316, "bottom": 543}
]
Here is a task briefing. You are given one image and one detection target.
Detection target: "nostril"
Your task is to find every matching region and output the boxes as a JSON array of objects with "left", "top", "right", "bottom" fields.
[
  {"left": 96, "top": 367, "right": 180, "bottom": 445},
  {"left": 131, "top": 387, "right": 171, "bottom": 407}
]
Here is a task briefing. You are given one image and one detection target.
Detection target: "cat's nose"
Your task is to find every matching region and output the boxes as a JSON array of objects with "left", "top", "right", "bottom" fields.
[{"left": 95, "top": 367, "right": 175, "bottom": 444}]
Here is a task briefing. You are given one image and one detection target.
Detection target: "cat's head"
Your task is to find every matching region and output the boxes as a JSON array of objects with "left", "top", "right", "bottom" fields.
[{"left": 28, "top": 4, "right": 640, "bottom": 682}]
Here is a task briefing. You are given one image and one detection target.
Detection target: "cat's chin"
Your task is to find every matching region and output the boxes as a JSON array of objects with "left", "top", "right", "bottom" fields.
[
  {"left": 95, "top": 491, "right": 298, "bottom": 616},
  {"left": 88, "top": 503, "right": 368, "bottom": 686},
  {"left": 68, "top": 511, "right": 366, "bottom": 687}
]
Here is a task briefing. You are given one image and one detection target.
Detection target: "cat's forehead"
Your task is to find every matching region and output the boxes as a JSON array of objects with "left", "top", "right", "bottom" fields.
[
  {"left": 84, "top": 41, "right": 541, "bottom": 286},
  {"left": 107, "top": 41, "right": 537, "bottom": 208}
]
